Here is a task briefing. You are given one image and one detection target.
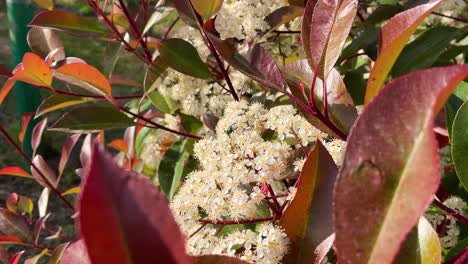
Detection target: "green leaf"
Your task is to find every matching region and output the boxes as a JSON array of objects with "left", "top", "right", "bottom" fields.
[
  {"left": 159, "top": 38, "right": 211, "bottom": 79},
  {"left": 191, "top": 0, "right": 224, "bottom": 19},
  {"left": 180, "top": 113, "right": 203, "bottom": 134},
  {"left": 29, "top": 10, "right": 109, "bottom": 35},
  {"left": 35, "top": 94, "right": 90, "bottom": 118},
  {"left": 49, "top": 105, "right": 135, "bottom": 133},
  {"left": 158, "top": 139, "right": 188, "bottom": 199},
  {"left": 148, "top": 90, "right": 179, "bottom": 114},
  {"left": 391, "top": 26, "right": 468, "bottom": 77},
  {"left": 452, "top": 100, "right": 468, "bottom": 193},
  {"left": 343, "top": 69, "right": 366, "bottom": 105},
  {"left": 446, "top": 82, "right": 468, "bottom": 139},
  {"left": 280, "top": 141, "right": 338, "bottom": 263},
  {"left": 135, "top": 127, "right": 152, "bottom": 157},
  {"left": 394, "top": 217, "right": 441, "bottom": 263},
  {"left": 334, "top": 65, "right": 468, "bottom": 264},
  {"left": 49, "top": 243, "right": 69, "bottom": 264},
  {"left": 338, "top": 25, "right": 379, "bottom": 65}
]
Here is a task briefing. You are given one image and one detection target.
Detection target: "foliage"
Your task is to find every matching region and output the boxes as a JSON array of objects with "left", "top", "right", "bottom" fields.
[{"left": 0, "top": 0, "right": 467, "bottom": 263}]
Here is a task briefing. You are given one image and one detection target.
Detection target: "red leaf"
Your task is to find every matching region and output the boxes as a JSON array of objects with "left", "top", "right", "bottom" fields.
[
  {"left": 59, "top": 240, "right": 90, "bottom": 264},
  {"left": 33, "top": 214, "right": 50, "bottom": 245},
  {"left": 334, "top": 65, "right": 468, "bottom": 264},
  {"left": 31, "top": 118, "right": 48, "bottom": 156},
  {"left": 0, "top": 167, "right": 33, "bottom": 179},
  {"left": 0, "top": 246, "right": 11, "bottom": 263},
  {"left": 55, "top": 63, "right": 112, "bottom": 95},
  {"left": 364, "top": 0, "right": 444, "bottom": 103},
  {"left": 0, "top": 209, "right": 31, "bottom": 243},
  {"left": 19, "top": 113, "right": 33, "bottom": 145},
  {"left": 77, "top": 143, "right": 190, "bottom": 263},
  {"left": 280, "top": 141, "right": 338, "bottom": 263},
  {"left": 31, "top": 155, "right": 58, "bottom": 188},
  {"left": 6, "top": 193, "right": 18, "bottom": 213},
  {"left": 303, "top": 0, "right": 357, "bottom": 78},
  {"left": 8, "top": 251, "right": 23, "bottom": 264},
  {"left": 0, "top": 235, "right": 23, "bottom": 244},
  {"left": 59, "top": 134, "right": 81, "bottom": 176}
]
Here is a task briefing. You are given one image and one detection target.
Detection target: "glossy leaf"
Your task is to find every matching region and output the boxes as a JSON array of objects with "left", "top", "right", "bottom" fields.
[
  {"left": 19, "top": 113, "right": 33, "bottom": 144},
  {"left": 50, "top": 243, "right": 69, "bottom": 264},
  {"left": 31, "top": 119, "right": 48, "bottom": 156},
  {"left": 452, "top": 100, "right": 468, "bottom": 193},
  {"left": 49, "top": 105, "right": 134, "bottom": 133},
  {"left": 280, "top": 141, "right": 337, "bottom": 263},
  {"left": 191, "top": 0, "right": 224, "bottom": 19},
  {"left": 264, "top": 6, "right": 304, "bottom": 34},
  {"left": 59, "top": 240, "right": 90, "bottom": 264},
  {"left": 27, "top": 28, "right": 64, "bottom": 60},
  {"left": 36, "top": 94, "right": 90, "bottom": 118},
  {"left": 0, "top": 209, "right": 31, "bottom": 243},
  {"left": 364, "top": 0, "right": 444, "bottom": 104},
  {"left": 0, "top": 167, "right": 33, "bottom": 179},
  {"left": 158, "top": 139, "right": 188, "bottom": 199},
  {"left": 159, "top": 38, "right": 211, "bottom": 79},
  {"left": 445, "top": 82, "right": 468, "bottom": 139},
  {"left": 172, "top": 0, "right": 199, "bottom": 26},
  {"left": 337, "top": 25, "right": 379, "bottom": 65},
  {"left": 391, "top": 26, "right": 467, "bottom": 77},
  {"left": 29, "top": 10, "right": 108, "bottom": 34},
  {"left": 78, "top": 143, "right": 190, "bottom": 263},
  {"left": 59, "top": 134, "right": 81, "bottom": 176},
  {"left": 192, "top": 255, "right": 248, "bottom": 264},
  {"left": 31, "top": 155, "right": 57, "bottom": 188},
  {"left": 314, "top": 233, "right": 335, "bottom": 264},
  {"left": 393, "top": 217, "right": 441, "bottom": 263},
  {"left": 303, "top": 0, "right": 357, "bottom": 78},
  {"left": 55, "top": 63, "right": 112, "bottom": 95},
  {"left": 38, "top": 188, "right": 49, "bottom": 218},
  {"left": 14, "top": 52, "right": 53, "bottom": 87},
  {"left": 334, "top": 65, "right": 468, "bottom": 264},
  {"left": 62, "top": 187, "right": 80, "bottom": 196},
  {"left": 204, "top": 22, "right": 285, "bottom": 91}
]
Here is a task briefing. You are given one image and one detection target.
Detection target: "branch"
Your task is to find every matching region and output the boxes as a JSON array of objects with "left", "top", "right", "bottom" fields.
[{"left": 433, "top": 199, "right": 468, "bottom": 226}]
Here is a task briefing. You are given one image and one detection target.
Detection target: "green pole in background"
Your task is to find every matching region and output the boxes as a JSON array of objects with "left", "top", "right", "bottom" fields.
[{"left": 6, "top": 0, "right": 41, "bottom": 158}]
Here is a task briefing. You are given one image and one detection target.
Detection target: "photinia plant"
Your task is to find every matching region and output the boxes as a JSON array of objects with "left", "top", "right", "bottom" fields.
[{"left": 0, "top": 0, "right": 467, "bottom": 263}]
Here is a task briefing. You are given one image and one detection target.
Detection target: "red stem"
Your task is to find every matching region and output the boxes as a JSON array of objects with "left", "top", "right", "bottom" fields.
[
  {"left": 163, "top": 17, "right": 180, "bottom": 41},
  {"left": 0, "top": 126, "right": 75, "bottom": 211},
  {"left": 433, "top": 199, "right": 468, "bottom": 226},
  {"left": 322, "top": 77, "right": 328, "bottom": 117},
  {"left": 200, "top": 216, "right": 274, "bottom": 225},
  {"left": 432, "top": 12, "right": 468, "bottom": 24}
]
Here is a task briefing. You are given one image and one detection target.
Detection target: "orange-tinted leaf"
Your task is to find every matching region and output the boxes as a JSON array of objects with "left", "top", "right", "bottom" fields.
[
  {"left": 280, "top": 141, "right": 337, "bottom": 263},
  {"left": 19, "top": 113, "right": 33, "bottom": 144},
  {"left": 334, "top": 65, "right": 468, "bottom": 264},
  {"left": 14, "top": 53, "right": 52, "bottom": 87},
  {"left": 0, "top": 167, "right": 33, "bottom": 179},
  {"left": 0, "top": 209, "right": 31, "bottom": 243},
  {"left": 78, "top": 143, "right": 190, "bottom": 263},
  {"left": 59, "top": 240, "right": 90, "bottom": 264},
  {"left": 108, "top": 138, "right": 128, "bottom": 153},
  {"left": 6, "top": 194, "right": 19, "bottom": 213},
  {"left": 62, "top": 187, "right": 80, "bottom": 196},
  {"left": 192, "top": 255, "right": 249, "bottom": 264},
  {"left": 55, "top": 63, "right": 111, "bottom": 95},
  {"left": 303, "top": 0, "right": 357, "bottom": 78},
  {"left": 0, "top": 236, "right": 23, "bottom": 245},
  {"left": 364, "top": 0, "right": 443, "bottom": 104},
  {"left": 32, "top": 0, "right": 53, "bottom": 10},
  {"left": 109, "top": 75, "right": 141, "bottom": 87}
]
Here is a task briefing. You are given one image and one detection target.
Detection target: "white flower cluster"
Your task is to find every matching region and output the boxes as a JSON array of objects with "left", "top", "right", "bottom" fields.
[
  {"left": 171, "top": 101, "right": 334, "bottom": 262},
  {"left": 140, "top": 114, "right": 179, "bottom": 170},
  {"left": 426, "top": 196, "right": 467, "bottom": 248},
  {"left": 215, "top": 0, "right": 289, "bottom": 41},
  {"left": 158, "top": 70, "right": 245, "bottom": 118}
]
